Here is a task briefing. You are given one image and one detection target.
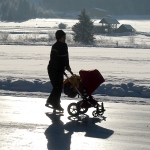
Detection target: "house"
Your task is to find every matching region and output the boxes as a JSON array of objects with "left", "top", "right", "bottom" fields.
[
  {"left": 99, "top": 18, "right": 120, "bottom": 33},
  {"left": 118, "top": 24, "right": 135, "bottom": 33}
]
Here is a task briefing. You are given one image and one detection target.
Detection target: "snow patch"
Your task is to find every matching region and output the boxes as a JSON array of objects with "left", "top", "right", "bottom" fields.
[{"left": 0, "top": 78, "right": 150, "bottom": 98}]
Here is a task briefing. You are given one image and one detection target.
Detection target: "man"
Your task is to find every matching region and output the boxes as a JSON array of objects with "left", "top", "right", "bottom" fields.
[{"left": 46, "top": 30, "right": 71, "bottom": 111}]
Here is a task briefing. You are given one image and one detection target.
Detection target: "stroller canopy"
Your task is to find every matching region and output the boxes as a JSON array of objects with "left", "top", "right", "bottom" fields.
[{"left": 79, "top": 69, "right": 105, "bottom": 96}]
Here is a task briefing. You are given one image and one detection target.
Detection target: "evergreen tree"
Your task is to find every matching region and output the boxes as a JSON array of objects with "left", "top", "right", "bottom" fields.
[
  {"left": 72, "top": 8, "right": 95, "bottom": 44},
  {"left": 30, "top": 4, "right": 37, "bottom": 18},
  {"left": 1, "top": 1, "right": 10, "bottom": 20}
]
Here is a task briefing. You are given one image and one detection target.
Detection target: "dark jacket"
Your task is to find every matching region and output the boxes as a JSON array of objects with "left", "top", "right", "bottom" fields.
[{"left": 48, "top": 41, "right": 70, "bottom": 72}]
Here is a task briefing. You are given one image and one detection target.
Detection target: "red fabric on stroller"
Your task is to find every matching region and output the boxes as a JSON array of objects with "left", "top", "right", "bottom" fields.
[{"left": 79, "top": 69, "right": 105, "bottom": 96}]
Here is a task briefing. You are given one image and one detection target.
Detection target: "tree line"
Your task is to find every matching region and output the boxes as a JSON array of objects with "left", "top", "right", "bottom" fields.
[
  {"left": 0, "top": 0, "right": 57, "bottom": 21},
  {"left": 42, "top": 0, "right": 150, "bottom": 15},
  {"left": 0, "top": 0, "right": 150, "bottom": 21}
]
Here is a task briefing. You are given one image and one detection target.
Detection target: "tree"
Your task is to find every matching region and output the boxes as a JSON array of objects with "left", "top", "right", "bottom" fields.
[
  {"left": 16, "top": 0, "right": 31, "bottom": 20},
  {"left": 72, "top": 8, "right": 95, "bottom": 44},
  {"left": 1, "top": 1, "right": 10, "bottom": 20},
  {"left": 30, "top": 4, "right": 37, "bottom": 18}
]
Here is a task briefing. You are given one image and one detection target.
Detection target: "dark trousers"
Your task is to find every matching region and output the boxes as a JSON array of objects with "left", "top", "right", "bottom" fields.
[{"left": 47, "top": 68, "right": 63, "bottom": 106}]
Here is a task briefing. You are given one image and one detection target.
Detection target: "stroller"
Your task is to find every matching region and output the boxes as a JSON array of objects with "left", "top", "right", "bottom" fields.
[{"left": 63, "top": 69, "right": 105, "bottom": 117}]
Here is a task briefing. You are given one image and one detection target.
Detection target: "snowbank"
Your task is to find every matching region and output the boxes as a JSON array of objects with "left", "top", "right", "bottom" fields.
[
  {"left": 0, "top": 78, "right": 150, "bottom": 98},
  {"left": 95, "top": 83, "right": 150, "bottom": 98}
]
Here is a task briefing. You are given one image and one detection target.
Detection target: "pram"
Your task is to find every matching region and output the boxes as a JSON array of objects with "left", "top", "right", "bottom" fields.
[{"left": 63, "top": 69, "right": 105, "bottom": 117}]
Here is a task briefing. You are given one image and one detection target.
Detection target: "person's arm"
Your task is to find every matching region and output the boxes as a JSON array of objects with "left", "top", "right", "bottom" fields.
[
  {"left": 65, "top": 46, "right": 71, "bottom": 72},
  {"left": 50, "top": 47, "right": 58, "bottom": 67}
]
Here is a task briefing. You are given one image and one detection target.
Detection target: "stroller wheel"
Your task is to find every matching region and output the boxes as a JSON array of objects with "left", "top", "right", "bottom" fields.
[
  {"left": 98, "top": 109, "right": 104, "bottom": 116},
  {"left": 79, "top": 107, "right": 88, "bottom": 114},
  {"left": 92, "top": 110, "right": 98, "bottom": 117},
  {"left": 92, "top": 110, "right": 104, "bottom": 117},
  {"left": 67, "top": 103, "right": 80, "bottom": 116}
]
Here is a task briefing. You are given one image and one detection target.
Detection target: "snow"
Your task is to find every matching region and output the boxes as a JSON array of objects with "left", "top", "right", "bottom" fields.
[
  {"left": 0, "top": 16, "right": 150, "bottom": 149},
  {"left": 1, "top": 16, "right": 150, "bottom": 48},
  {"left": 0, "top": 45, "right": 150, "bottom": 98},
  {"left": 0, "top": 17, "right": 150, "bottom": 110}
]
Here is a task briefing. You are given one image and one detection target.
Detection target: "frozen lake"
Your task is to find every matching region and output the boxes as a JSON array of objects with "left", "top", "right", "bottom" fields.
[
  {"left": 0, "top": 96, "right": 150, "bottom": 150},
  {"left": 0, "top": 45, "right": 150, "bottom": 86}
]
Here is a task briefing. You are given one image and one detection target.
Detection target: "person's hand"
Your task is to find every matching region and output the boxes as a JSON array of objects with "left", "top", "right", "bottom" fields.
[
  {"left": 67, "top": 67, "right": 74, "bottom": 75},
  {"left": 67, "top": 67, "right": 71, "bottom": 72}
]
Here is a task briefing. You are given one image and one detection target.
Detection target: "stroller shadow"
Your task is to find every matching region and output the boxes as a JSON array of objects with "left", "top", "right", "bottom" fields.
[
  {"left": 45, "top": 113, "right": 114, "bottom": 150},
  {"left": 65, "top": 115, "right": 114, "bottom": 139}
]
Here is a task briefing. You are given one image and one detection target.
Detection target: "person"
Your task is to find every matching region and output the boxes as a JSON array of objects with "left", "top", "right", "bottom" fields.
[
  {"left": 116, "top": 41, "right": 118, "bottom": 47},
  {"left": 46, "top": 30, "right": 71, "bottom": 111}
]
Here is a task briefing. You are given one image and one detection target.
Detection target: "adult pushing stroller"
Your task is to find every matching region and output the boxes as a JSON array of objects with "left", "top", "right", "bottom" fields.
[{"left": 63, "top": 69, "right": 105, "bottom": 117}]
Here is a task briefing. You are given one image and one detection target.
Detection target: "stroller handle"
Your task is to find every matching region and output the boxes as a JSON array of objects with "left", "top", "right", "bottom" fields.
[
  {"left": 64, "top": 70, "right": 74, "bottom": 81},
  {"left": 70, "top": 71, "right": 74, "bottom": 75},
  {"left": 64, "top": 70, "right": 73, "bottom": 76}
]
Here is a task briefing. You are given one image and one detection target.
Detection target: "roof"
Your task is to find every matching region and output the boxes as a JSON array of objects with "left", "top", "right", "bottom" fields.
[
  {"left": 120, "top": 24, "right": 134, "bottom": 29},
  {"left": 99, "top": 18, "right": 120, "bottom": 24}
]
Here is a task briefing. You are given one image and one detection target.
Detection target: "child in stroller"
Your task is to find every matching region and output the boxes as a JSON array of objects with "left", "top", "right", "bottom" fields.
[{"left": 63, "top": 69, "right": 105, "bottom": 117}]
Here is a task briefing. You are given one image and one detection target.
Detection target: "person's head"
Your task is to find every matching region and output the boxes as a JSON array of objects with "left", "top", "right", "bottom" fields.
[{"left": 55, "top": 30, "right": 66, "bottom": 43}]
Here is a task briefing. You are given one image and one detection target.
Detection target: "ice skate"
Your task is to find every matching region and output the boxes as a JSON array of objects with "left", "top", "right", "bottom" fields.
[
  {"left": 45, "top": 97, "right": 53, "bottom": 107},
  {"left": 45, "top": 102, "right": 64, "bottom": 113},
  {"left": 53, "top": 103, "right": 64, "bottom": 112}
]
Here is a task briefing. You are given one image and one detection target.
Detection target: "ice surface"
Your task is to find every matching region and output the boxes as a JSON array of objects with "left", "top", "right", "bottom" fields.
[{"left": 0, "top": 96, "right": 150, "bottom": 150}]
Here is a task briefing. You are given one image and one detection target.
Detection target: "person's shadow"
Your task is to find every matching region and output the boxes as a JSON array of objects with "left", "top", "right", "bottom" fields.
[
  {"left": 45, "top": 113, "right": 114, "bottom": 150},
  {"left": 45, "top": 112, "right": 73, "bottom": 150}
]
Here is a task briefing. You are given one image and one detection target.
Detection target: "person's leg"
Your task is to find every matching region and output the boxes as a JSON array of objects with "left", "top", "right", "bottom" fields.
[
  {"left": 50, "top": 71, "right": 63, "bottom": 109},
  {"left": 47, "top": 69, "right": 64, "bottom": 110},
  {"left": 46, "top": 68, "right": 55, "bottom": 105}
]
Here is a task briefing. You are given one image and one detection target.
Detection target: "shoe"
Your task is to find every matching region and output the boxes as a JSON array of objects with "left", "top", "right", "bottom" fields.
[{"left": 45, "top": 103, "right": 50, "bottom": 107}]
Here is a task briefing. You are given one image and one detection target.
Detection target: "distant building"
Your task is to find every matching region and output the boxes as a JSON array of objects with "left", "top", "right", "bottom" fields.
[
  {"left": 89, "top": 8, "right": 109, "bottom": 18},
  {"left": 118, "top": 24, "right": 135, "bottom": 33},
  {"left": 99, "top": 18, "right": 120, "bottom": 33}
]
